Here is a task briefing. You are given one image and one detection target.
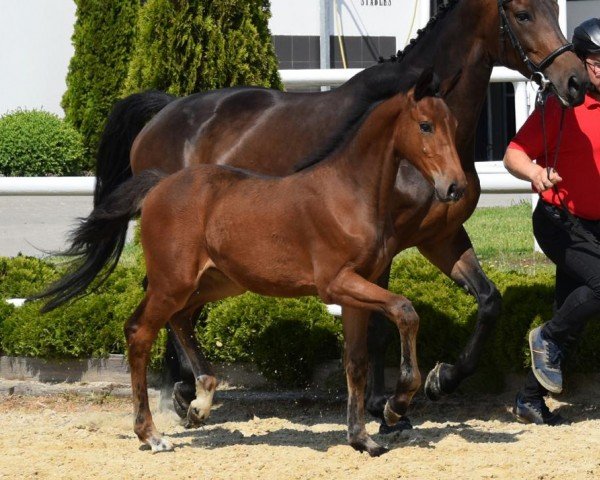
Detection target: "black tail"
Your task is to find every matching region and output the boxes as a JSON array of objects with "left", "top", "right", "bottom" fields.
[
  {"left": 94, "top": 90, "right": 175, "bottom": 207},
  {"left": 31, "top": 170, "right": 167, "bottom": 313}
]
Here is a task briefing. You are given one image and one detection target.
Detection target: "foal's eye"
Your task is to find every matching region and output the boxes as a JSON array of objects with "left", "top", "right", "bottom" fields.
[
  {"left": 515, "top": 11, "right": 531, "bottom": 23},
  {"left": 419, "top": 122, "right": 433, "bottom": 133}
]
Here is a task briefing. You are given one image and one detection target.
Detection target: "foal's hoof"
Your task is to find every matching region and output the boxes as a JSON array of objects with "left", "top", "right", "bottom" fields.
[
  {"left": 184, "top": 402, "right": 210, "bottom": 429},
  {"left": 172, "top": 381, "right": 195, "bottom": 419},
  {"left": 424, "top": 362, "right": 452, "bottom": 401},
  {"left": 350, "top": 438, "right": 389, "bottom": 457},
  {"left": 379, "top": 416, "right": 413, "bottom": 434},
  {"left": 147, "top": 436, "right": 174, "bottom": 453}
]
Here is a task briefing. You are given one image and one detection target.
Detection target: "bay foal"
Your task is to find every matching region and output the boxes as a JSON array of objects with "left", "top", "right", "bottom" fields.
[{"left": 36, "top": 71, "right": 465, "bottom": 455}]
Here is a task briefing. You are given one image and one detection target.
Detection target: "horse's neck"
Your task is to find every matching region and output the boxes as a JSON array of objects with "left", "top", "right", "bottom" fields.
[{"left": 357, "top": 0, "right": 499, "bottom": 167}]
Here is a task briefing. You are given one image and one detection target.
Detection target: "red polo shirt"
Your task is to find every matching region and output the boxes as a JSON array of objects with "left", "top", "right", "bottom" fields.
[{"left": 508, "top": 92, "right": 600, "bottom": 220}]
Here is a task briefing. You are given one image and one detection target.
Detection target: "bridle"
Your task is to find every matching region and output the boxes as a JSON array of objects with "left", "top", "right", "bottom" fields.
[{"left": 498, "top": 0, "right": 574, "bottom": 89}]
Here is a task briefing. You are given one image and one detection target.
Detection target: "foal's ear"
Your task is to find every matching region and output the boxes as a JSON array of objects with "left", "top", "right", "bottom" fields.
[
  {"left": 439, "top": 68, "right": 463, "bottom": 99},
  {"left": 414, "top": 67, "right": 441, "bottom": 102}
]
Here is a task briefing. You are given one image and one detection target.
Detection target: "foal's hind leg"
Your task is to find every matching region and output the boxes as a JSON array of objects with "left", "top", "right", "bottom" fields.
[
  {"left": 125, "top": 293, "right": 181, "bottom": 452},
  {"left": 327, "top": 269, "right": 421, "bottom": 457}
]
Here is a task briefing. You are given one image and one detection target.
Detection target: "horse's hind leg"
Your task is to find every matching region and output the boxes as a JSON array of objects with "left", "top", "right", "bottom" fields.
[
  {"left": 168, "top": 307, "right": 218, "bottom": 428},
  {"left": 161, "top": 311, "right": 204, "bottom": 418},
  {"left": 418, "top": 228, "right": 501, "bottom": 400},
  {"left": 125, "top": 293, "right": 182, "bottom": 452},
  {"left": 327, "top": 269, "right": 421, "bottom": 457}
]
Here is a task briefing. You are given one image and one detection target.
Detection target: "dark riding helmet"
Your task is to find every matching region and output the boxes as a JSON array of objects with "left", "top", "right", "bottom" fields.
[{"left": 573, "top": 18, "right": 600, "bottom": 57}]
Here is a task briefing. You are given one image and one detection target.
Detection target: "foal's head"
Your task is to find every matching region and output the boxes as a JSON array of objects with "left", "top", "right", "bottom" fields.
[{"left": 394, "top": 69, "right": 467, "bottom": 203}]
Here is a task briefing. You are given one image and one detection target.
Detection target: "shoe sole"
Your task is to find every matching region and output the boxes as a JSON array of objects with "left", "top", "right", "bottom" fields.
[{"left": 529, "top": 328, "right": 563, "bottom": 394}]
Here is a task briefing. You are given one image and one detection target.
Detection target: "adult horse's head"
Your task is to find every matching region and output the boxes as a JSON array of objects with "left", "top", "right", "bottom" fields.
[
  {"left": 495, "top": 0, "right": 589, "bottom": 106},
  {"left": 397, "top": 69, "right": 467, "bottom": 203}
]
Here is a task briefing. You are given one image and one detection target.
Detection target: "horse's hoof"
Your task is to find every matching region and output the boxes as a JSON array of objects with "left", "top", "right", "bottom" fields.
[
  {"left": 368, "top": 444, "right": 389, "bottom": 457},
  {"left": 379, "top": 416, "right": 413, "bottom": 434},
  {"left": 184, "top": 402, "right": 210, "bottom": 429},
  {"left": 383, "top": 400, "right": 403, "bottom": 427},
  {"left": 366, "top": 396, "right": 387, "bottom": 421},
  {"left": 172, "top": 381, "right": 195, "bottom": 419},
  {"left": 148, "top": 436, "right": 174, "bottom": 453},
  {"left": 350, "top": 439, "right": 389, "bottom": 457},
  {"left": 424, "top": 362, "right": 450, "bottom": 401}
]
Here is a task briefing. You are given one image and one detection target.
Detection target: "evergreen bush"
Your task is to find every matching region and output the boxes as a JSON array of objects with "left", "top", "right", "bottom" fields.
[
  {"left": 199, "top": 293, "right": 341, "bottom": 387},
  {"left": 0, "top": 260, "right": 145, "bottom": 360},
  {"left": 2, "top": 252, "right": 600, "bottom": 389},
  {"left": 124, "top": 0, "right": 282, "bottom": 96},
  {"left": 0, "top": 110, "right": 86, "bottom": 176},
  {"left": 62, "top": 0, "right": 140, "bottom": 166}
]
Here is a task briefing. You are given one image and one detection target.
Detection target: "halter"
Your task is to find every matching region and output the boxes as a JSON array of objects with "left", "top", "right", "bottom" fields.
[{"left": 498, "top": 0, "right": 574, "bottom": 88}]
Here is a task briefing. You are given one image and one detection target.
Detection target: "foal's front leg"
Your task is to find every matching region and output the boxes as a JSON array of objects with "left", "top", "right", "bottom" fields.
[{"left": 328, "top": 269, "right": 421, "bottom": 457}]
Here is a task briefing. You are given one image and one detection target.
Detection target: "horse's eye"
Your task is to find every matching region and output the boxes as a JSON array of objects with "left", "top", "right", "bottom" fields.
[
  {"left": 419, "top": 122, "right": 433, "bottom": 133},
  {"left": 515, "top": 11, "right": 531, "bottom": 23}
]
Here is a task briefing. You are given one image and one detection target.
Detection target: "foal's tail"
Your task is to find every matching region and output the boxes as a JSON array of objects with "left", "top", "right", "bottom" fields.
[
  {"left": 31, "top": 170, "right": 167, "bottom": 313},
  {"left": 94, "top": 90, "right": 175, "bottom": 207}
]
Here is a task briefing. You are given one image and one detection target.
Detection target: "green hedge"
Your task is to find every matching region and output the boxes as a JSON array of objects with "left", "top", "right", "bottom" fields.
[
  {"left": 0, "top": 110, "right": 87, "bottom": 176},
  {"left": 200, "top": 294, "right": 340, "bottom": 386},
  {"left": 2, "top": 253, "right": 600, "bottom": 389}
]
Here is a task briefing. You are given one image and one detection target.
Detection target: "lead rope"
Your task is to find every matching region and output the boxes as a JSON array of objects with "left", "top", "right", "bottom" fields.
[{"left": 537, "top": 88, "right": 600, "bottom": 248}]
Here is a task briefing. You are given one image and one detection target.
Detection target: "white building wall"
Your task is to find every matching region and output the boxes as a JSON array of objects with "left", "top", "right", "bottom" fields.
[
  {"left": 0, "top": 0, "right": 76, "bottom": 117},
  {"left": 270, "top": 0, "right": 425, "bottom": 52}
]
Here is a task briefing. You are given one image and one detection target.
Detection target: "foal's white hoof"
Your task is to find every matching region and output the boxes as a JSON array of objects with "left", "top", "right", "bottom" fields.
[{"left": 148, "top": 436, "right": 174, "bottom": 453}]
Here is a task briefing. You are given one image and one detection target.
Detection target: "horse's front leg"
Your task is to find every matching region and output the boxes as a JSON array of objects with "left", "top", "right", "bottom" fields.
[
  {"left": 328, "top": 269, "right": 421, "bottom": 457},
  {"left": 418, "top": 226, "right": 501, "bottom": 400}
]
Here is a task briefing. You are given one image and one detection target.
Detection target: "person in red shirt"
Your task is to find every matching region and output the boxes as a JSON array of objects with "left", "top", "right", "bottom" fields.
[{"left": 503, "top": 18, "right": 600, "bottom": 425}]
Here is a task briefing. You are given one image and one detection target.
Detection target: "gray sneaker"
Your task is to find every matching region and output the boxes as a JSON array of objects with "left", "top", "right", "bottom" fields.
[
  {"left": 529, "top": 325, "right": 564, "bottom": 394},
  {"left": 512, "top": 393, "right": 568, "bottom": 426}
]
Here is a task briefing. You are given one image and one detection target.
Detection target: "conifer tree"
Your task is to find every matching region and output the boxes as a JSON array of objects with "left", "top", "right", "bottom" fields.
[
  {"left": 124, "top": 0, "right": 282, "bottom": 96},
  {"left": 62, "top": 0, "right": 140, "bottom": 164}
]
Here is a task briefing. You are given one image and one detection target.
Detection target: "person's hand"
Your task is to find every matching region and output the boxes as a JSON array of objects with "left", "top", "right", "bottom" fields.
[{"left": 532, "top": 166, "right": 562, "bottom": 192}]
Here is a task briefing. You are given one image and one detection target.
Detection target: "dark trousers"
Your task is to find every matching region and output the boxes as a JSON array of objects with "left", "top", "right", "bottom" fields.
[{"left": 522, "top": 200, "right": 600, "bottom": 401}]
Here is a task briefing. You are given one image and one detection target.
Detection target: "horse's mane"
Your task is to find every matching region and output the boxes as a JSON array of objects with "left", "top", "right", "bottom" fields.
[
  {"left": 380, "top": 0, "right": 460, "bottom": 64},
  {"left": 294, "top": 0, "right": 461, "bottom": 173}
]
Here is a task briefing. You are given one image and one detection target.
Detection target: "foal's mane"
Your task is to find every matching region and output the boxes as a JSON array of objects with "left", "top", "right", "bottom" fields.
[{"left": 293, "top": 0, "right": 461, "bottom": 173}]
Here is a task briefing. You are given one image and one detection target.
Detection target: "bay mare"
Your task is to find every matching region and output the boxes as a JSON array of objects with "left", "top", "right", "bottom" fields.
[
  {"left": 36, "top": 72, "right": 466, "bottom": 455},
  {"left": 48, "top": 0, "right": 588, "bottom": 429}
]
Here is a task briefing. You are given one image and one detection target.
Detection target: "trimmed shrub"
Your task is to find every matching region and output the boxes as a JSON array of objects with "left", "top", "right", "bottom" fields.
[
  {"left": 123, "top": 0, "right": 282, "bottom": 96},
  {"left": 2, "top": 249, "right": 599, "bottom": 389},
  {"left": 0, "top": 261, "right": 145, "bottom": 360},
  {"left": 199, "top": 293, "right": 341, "bottom": 387},
  {"left": 62, "top": 0, "right": 140, "bottom": 165},
  {"left": 0, "top": 256, "right": 60, "bottom": 298},
  {"left": 0, "top": 110, "right": 86, "bottom": 176}
]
